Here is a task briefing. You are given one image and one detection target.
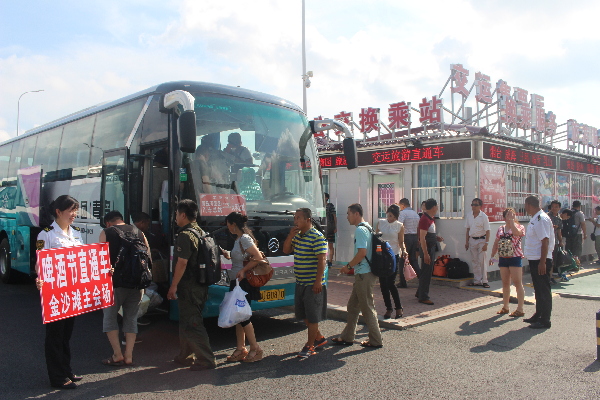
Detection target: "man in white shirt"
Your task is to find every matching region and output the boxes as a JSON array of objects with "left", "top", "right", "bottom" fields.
[
  {"left": 398, "top": 198, "right": 422, "bottom": 286},
  {"left": 464, "top": 198, "right": 491, "bottom": 287},
  {"left": 523, "top": 196, "right": 555, "bottom": 329}
]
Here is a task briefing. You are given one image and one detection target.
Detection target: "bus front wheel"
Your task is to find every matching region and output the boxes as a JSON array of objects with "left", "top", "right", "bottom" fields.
[{"left": 0, "top": 238, "right": 13, "bottom": 284}]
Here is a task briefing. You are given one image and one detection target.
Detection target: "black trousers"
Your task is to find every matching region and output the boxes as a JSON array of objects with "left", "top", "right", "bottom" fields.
[
  {"left": 529, "top": 259, "right": 553, "bottom": 324},
  {"left": 45, "top": 317, "right": 75, "bottom": 385},
  {"left": 417, "top": 238, "right": 437, "bottom": 301},
  {"left": 404, "top": 234, "right": 421, "bottom": 277},
  {"left": 379, "top": 264, "right": 402, "bottom": 310}
]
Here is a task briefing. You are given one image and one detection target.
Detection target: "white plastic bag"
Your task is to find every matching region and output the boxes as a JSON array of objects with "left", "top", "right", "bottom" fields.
[{"left": 218, "top": 279, "right": 252, "bottom": 328}]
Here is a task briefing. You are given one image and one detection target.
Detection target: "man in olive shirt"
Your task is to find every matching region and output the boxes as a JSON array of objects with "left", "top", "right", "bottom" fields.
[{"left": 167, "top": 199, "right": 216, "bottom": 370}]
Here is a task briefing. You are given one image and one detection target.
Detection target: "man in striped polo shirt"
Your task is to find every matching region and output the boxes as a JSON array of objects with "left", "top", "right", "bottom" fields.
[{"left": 283, "top": 208, "right": 328, "bottom": 358}]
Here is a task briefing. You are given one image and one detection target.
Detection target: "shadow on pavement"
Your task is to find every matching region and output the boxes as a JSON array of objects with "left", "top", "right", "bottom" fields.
[
  {"left": 455, "top": 314, "right": 509, "bottom": 336},
  {"left": 470, "top": 326, "right": 543, "bottom": 353},
  {"left": 583, "top": 361, "right": 600, "bottom": 373}
]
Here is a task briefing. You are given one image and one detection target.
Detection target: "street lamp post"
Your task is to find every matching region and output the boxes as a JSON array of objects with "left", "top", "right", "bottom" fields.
[
  {"left": 17, "top": 90, "right": 44, "bottom": 136},
  {"left": 301, "top": 0, "right": 312, "bottom": 115}
]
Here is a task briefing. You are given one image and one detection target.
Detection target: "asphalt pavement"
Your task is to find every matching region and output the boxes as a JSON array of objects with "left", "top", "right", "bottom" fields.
[{"left": 1, "top": 268, "right": 600, "bottom": 399}]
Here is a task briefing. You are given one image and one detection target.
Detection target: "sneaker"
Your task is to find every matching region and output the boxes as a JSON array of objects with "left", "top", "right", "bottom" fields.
[
  {"left": 297, "top": 346, "right": 316, "bottom": 358},
  {"left": 550, "top": 278, "right": 557, "bottom": 285},
  {"left": 314, "top": 337, "right": 328, "bottom": 349}
]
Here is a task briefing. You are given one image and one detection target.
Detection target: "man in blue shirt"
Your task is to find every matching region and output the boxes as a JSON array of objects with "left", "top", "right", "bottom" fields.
[{"left": 333, "top": 203, "right": 382, "bottom": 348}]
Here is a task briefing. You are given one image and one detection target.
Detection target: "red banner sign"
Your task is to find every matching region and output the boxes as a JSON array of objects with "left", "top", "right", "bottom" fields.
[
  {"left": 199, "top": 194, "right": 246, "bottom": 216},
  {"left": 39, "top": 243, "right": 114, "bottom": 324},
  {"left": 482, "top": 142, "right": 557, "bottom": 168},
  {"left": 479, "top": 162, "right": 507, "bottom": 222},
  {"left": 320, "top": 141, "right": 472, "bottom": 169}
]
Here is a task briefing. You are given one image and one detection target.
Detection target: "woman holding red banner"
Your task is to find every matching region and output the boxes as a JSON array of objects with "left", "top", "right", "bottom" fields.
[{"left": 35, "top": 195, "right": 84, "bottom": 390}]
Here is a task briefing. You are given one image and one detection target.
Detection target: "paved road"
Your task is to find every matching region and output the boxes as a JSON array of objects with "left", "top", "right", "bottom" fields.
[{"left": 1, "top": 279, "right": 600, "bottom": 399}]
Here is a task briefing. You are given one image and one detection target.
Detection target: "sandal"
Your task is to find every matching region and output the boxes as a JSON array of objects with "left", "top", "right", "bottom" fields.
[
  {"left": 482, "top": 283, "right": 490, "bottom": 288},
  {"left": 360, "top": 341, "right": 383, "bottom": 348},
  {"left": 395, "top": 308, "right": 403, "bottom": 318},
  {"left": 102, "top": 355, "right": 124, "bottom": 367},
  {"left": 226, "top": 348, "right": 249, "bottom": 362},
  {"left": 242, "top": 348, "right": 263, "bottom": 363},
  {"left": 331, "top": 337, "right": 354, "bottom": 346},
  {"left": 509, "top": 310, "right": 525, "bottom": 317},
  {"left": 383, "top": 309, "right": 393, "bottom": 319},
  {"left": 467, "top": 282, "right": 480, "bottom": 286},
  {"left": 496, "top": 307, "right": 509, "bottom": 315}
]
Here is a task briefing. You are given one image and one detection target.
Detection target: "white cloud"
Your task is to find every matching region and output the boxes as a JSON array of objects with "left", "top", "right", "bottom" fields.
[{"left": 2, "top": 0, "right": 600, "bottom": 143}]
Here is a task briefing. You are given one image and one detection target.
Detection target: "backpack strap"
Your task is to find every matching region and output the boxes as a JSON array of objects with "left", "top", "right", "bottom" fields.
[{"left": 356, "top": 222, "right": 374, "bottom": 267}]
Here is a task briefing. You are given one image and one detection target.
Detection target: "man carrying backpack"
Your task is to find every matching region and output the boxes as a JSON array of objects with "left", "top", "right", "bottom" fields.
[
  {"left": 333, "top": 203, "right": 383, "bottom": 348},
  {"left": 99, "top": 211, "right": 150, "bottom": 367},
  {"left": 167, "top": 200, "right": 216, "bottom": 370}
]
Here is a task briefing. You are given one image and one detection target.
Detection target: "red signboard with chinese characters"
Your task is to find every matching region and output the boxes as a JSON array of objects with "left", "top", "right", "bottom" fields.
[
  {"left": 482, "top": 142, "right": 557, "bottom": 168},
  {"left": 39, "top": 243, "right": 114, "bottom": 324},
  {"left": 479, "top": 162, "right": 507, "bottom": 222},
  {"left": 559, "top": 157, "right": 600, "bottom": 176},
  {"left": 199, "top": 194, "right": 246, "bottom": 216},
  {"left": 319, "top": 141, "right": 472, "bottom": 169}
]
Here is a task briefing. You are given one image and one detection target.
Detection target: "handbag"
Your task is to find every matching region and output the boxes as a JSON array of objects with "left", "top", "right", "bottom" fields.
[
  {"left": 240, "top": 241, "right": 274, "bottom": 288},
  {"left": 497, "top": 226, "right": 514, "bottom": 258},
  {"left": 591, "top": 233, "right": 596, "bottom": 241},
  {"left": 403, "top": 256, "right": 417, "bottom": 280},
  {"left": 218, "top": 279, "right": 252, "bottom": 328}
]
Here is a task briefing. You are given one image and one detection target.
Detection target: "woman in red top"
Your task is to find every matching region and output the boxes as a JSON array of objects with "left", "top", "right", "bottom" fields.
[{"left": 489, "top": 208, "right": 526, "bottom": 317}]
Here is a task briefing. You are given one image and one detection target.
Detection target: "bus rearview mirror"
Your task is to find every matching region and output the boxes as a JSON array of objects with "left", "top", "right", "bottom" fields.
[
  {"left": 178, "top": 111, "right": 197, "bottom": 153},
  {"left": 343, "top": 138, "right": 358, "bottom": 169}
]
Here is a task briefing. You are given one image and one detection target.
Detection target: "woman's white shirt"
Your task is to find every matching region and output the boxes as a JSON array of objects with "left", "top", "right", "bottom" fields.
[
  {"left": 36, "top": 221, "right": 84, "bottom": 250},
  {"left": 378, "top": 219, "right": 403, "bottom": 254}
]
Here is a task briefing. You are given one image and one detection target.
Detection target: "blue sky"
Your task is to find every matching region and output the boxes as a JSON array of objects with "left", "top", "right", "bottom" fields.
[{"left": 2, "top": 0, "right": 600, "bottom": 144}]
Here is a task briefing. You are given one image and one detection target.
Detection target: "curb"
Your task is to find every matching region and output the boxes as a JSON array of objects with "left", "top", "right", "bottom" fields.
[
  {"left": 327, "top": 296, "right": 503, "bottom": 331},
  {"left": 556, "top": 293, "right": 600, "bottom": 301}
]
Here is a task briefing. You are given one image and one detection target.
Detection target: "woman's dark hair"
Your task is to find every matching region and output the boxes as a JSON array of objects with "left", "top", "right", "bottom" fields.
[
  {"left": 386, "top": 204, "right": 400, "bottom": 220},
  {"left": 49, "top": 195, "right": 79, "bottom": 218},
  {"left": 225, "top": 212, "right": 256, "bottom": 243}
]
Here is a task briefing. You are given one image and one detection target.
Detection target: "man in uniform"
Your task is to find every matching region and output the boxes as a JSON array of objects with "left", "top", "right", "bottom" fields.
[
  {"left": 523, "top": 196, "right": 555, "bottom": 329},
  {"left": 167, "top": 199, "right": 216, "bottom": 370}
]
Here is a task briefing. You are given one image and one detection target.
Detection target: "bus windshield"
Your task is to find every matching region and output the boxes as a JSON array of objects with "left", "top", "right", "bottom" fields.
[{"left": 181, "top": 94, "right": 324, "bottom": 218}]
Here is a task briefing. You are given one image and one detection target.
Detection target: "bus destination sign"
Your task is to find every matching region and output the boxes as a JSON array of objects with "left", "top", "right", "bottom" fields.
[
  {"left": 482, "top": 142, "right": 557, "bottom": 168},
  {"left": 319, "top": 141, "right": 472, "bottom": 169}
]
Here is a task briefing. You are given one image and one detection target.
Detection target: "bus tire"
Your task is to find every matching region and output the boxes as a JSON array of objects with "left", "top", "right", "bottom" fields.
[{"left": 0, "top": 238, "right": 13, "bottom": 284}]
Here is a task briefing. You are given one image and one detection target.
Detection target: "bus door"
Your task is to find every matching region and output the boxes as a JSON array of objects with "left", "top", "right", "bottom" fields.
[
  {"left": 100, "top": 148, "right": 129, "bottom": 226},
  {"left": 134, "top": 144, "right": 169, "bottom": 237}
]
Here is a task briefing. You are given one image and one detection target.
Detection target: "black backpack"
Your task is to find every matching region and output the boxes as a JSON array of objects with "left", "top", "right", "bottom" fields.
[
  {"left": 186, "top": 228, "right": 223, "bottom": 286},
  {"left": 446, "top": 258, "right": 471, "bottom": 279},
  {"left": 357, "top": 223, "right": 397, "bottom": 277},
  {"left": 111, "top": 226, "right": 152, "bottom": 289},
  {"left": 561, "top": 211, "right": 580, "bottom": 239}
]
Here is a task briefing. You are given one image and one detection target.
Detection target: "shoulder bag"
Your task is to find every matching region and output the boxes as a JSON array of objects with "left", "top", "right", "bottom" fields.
[{"left": 239, "top": 240, "right": 273, "bottom": 287}]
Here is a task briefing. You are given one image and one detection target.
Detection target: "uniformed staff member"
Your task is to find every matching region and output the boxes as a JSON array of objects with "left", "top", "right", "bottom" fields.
[
  {"left": 167, "top": 199, "right": 216, "bottom": 370},
  {"left": 35, "top": 195, "right": 84, "bottom": 390}
]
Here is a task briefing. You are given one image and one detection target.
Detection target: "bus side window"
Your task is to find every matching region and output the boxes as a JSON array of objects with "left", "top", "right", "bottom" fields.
[
  {"left": 91, "top": 99, "right": 146, "bottom": 163},
  {"left": 33, "top": 127, "right": 63, "bottom": 181},
  {"left": 58, "top": 115, "right": 95, "bottom": 173}
]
